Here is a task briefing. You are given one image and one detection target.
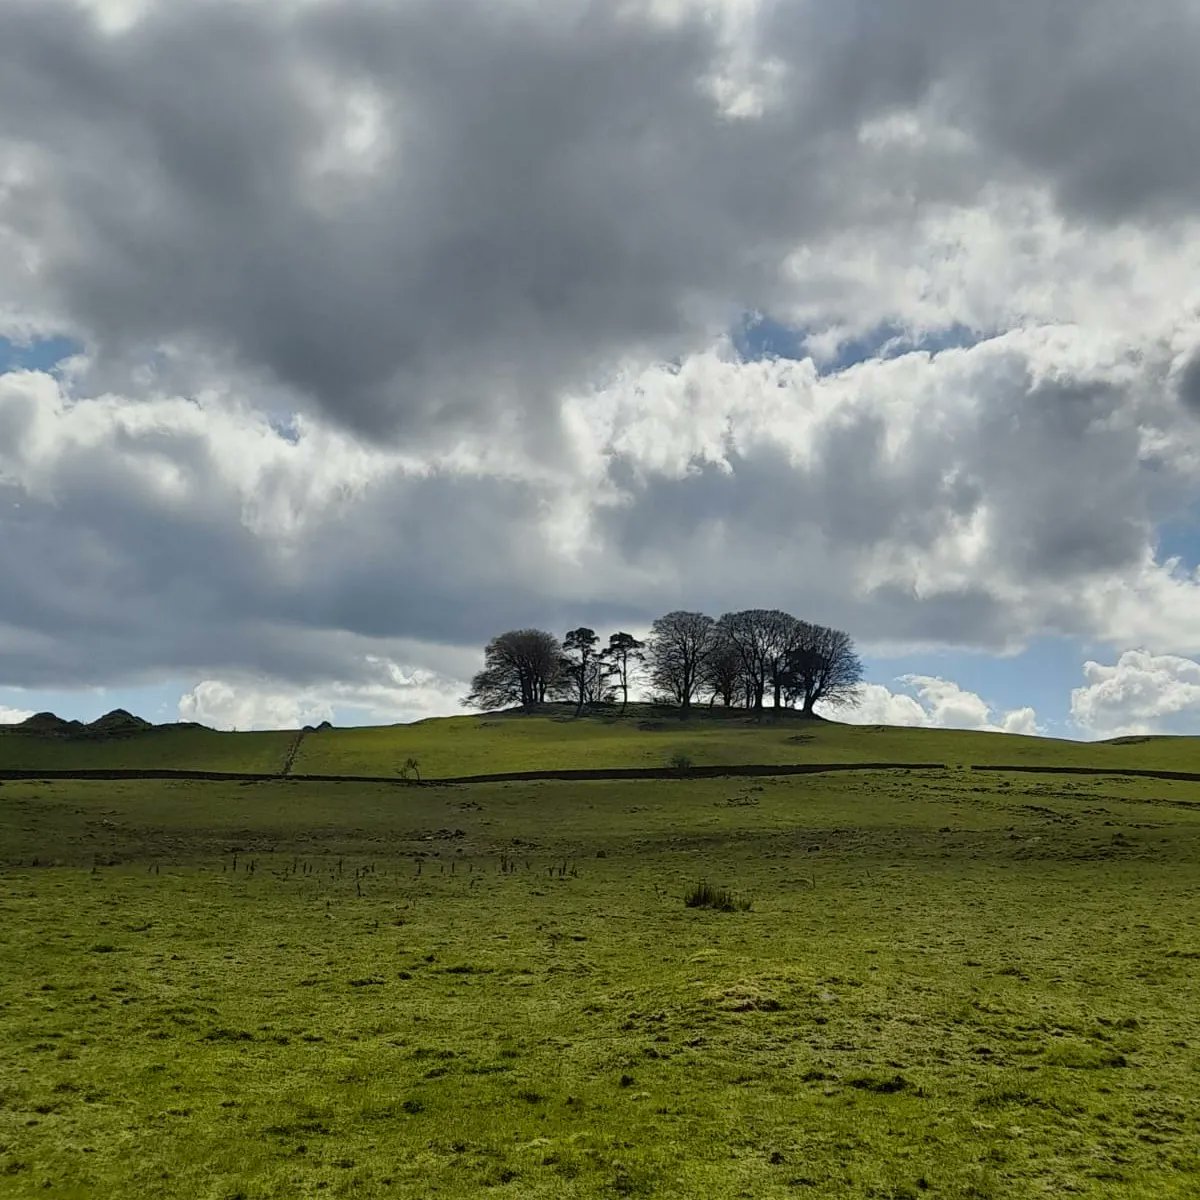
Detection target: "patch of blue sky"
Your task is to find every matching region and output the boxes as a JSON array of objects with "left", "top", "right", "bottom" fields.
[
  {"left": 860, "top": 635, "right": 1090, "bottom": 737},
  {"left": 733, "top": 313, "right": 984, "bottom": 373},
  {"left": 1154, "top": 508, "right": 1200, "bottom": 571},
  {"left": 731, "top": 314, "right": 809, "bottom": 363},
  {"left": 269, "top": 413, "right": 302, "bottom": 444},
  {"left": 0, "top": 334, "right": 82, "bottom": 375},
  {"left": 0, "top": 681, "right": 185, "bottom": 726}
]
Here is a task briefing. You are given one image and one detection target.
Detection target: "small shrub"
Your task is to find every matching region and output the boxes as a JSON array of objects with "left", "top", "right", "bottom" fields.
[
  {"left": 684, "top": 881, "right": 751, "bottom": 912},
  {"left": 668, "top": 752, "right": 693, "bottom": 772},
  {"left": 847, "top": 1073, "right": 910, "bottom": 1094}
]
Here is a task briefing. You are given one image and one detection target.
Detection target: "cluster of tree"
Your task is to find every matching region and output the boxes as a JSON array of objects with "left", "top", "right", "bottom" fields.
[
  {"left": 463, "top": 627, "right": 645, "bottom": 715},
  {"left": 464, "top": 610, "right": 862, "bottom": 716}
]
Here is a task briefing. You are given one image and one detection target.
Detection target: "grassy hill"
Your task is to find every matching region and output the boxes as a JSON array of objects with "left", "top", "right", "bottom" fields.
[
  {"left": 2, "top": 704, "right": 1199, "bottom": 778},
  {"left": 291, "top": 706, "right": 1200, "bottom": 778},
  {"left": 0, "top": 724, "right": 295, "bottom": 773}
]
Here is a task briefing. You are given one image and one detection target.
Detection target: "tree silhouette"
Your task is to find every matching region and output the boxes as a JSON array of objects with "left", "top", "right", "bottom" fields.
[
  {"left": 783, "top": 624, "right": 863, "bottom": 714},
  {"left": 561, "top": 627, "right": 601, "bottom": 716},
  {"left": 717, "top": 609, "right": 802, "bottom": 712},
  {"left": 647, "top": 611, "right": 716, "bottom": 715},
  {"left": 464, "top": 629, "right": 562, "bottom": 710},
  {"left": 603, "top": 631, "right": 646, "bottom": 713}
]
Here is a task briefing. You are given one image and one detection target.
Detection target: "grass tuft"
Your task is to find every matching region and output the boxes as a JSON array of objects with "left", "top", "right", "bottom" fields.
[{"left": 684, "top": 880, "right": 751, "bottom": 912}]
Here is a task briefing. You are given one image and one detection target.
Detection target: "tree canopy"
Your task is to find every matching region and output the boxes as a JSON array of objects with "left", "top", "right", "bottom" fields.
[
  {"left": 465, "top": 611, "right": 862, "bottom": 716},
  {"left": 463, "top": 628, "right": 562, "bottom": 710}
]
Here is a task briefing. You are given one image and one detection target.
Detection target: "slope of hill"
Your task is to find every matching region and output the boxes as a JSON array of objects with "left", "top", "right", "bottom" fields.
[
  {"left": 0, "top": 723, "right": 294, "bottom": 774},
  {"left": 292, "top": 705, "right": 1200, "bottom": 779},
  {"left": 2, "top": 704, "right": 1197, "bottom": 780}
]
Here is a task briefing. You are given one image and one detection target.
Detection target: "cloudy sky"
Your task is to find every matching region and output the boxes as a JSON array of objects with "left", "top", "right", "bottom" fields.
[{"left": 2, "top": 0, "right": 1200, "bottom": 739}]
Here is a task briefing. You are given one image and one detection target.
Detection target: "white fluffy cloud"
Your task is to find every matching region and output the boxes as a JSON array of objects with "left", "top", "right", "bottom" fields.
[
  {"left": 178, "top": 659, "right": 465, "bottom": 731},
  {"left": 839, "top": 676, "right": 1040, "bottom": 735},
  {"left": 0, "top": 704, "right": 33, "bottom": 724},
  {"left": 1070, "top": 650, "right": 1200, "bottom": 738},
  {"left": 2, "top": 320, "right": 1200, "bottom": 702},
  {"left": 179, "top": 681, "right": 333, "bottom": 733}
]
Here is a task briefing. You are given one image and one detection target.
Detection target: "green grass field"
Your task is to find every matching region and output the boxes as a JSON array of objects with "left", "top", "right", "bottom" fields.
[
  {"left": 288, "top": 711, "right": 1200, "bottom": 778},
  {"left": 3, "top": 707, "right": 1199, "bottom": 780},
  {"left": 2, "top": 763, "right": 1198, "bottom": 1198},
  {"left": 0, "top": 725, "right": 296, "bottom": 774}
]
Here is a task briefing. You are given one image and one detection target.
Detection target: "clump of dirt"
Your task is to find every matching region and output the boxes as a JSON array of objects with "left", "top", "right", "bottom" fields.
[
  {"left": 702, "top": 982, "right": 784, "bottom": 1012},
  {"left": 847, "top": 1074, "right": 910, "bottom": 1094}
]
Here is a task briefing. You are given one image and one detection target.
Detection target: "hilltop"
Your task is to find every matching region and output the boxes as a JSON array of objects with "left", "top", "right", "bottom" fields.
[
  {"left": 0, "top": 702, "right": 1198, "bottom": 780},
  {"left": 13, "top": 708, "right": 158, "bottom": 738}
]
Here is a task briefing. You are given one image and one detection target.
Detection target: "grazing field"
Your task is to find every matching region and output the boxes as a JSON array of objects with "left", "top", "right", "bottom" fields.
[
  {"left": 4, "top": 708, "right": 1200, "bottom": 781},
  {"left": 2, "top": 767, "right": 1198, "bottom": 1198},
  {"left": 288, "top": 711, "right": 1200, "bottom": 778},
  {"left": 0, "top": 726, "right": 296, "bottom": 775}
]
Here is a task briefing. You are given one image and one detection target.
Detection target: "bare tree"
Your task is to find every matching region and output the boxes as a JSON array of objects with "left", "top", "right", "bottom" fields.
[
  {"left": 583, "top": 654, "right": 618, "bottom": 707},
  {"left": 559, "top": 627, "right": 600, "bottom": 716},
  {"left": 603, "top": 631, "right": 645, "bottom": 713},
  {"left": 716, "top": 609, "right": 802, "bottom": 712},
  {"left": 463, "top": 629, "right": 562, "bottom": 710},
  {"left": 701, "top": 636, "right": 744, "bottom": 707},
  {"left": 647, "top": 611, "right": 716, "bottom": 714},
  {"left": 783, "top": 623, "right": 863, "bottom": 715}
]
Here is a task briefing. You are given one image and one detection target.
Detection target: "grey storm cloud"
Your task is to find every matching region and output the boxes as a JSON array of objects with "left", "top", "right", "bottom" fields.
[
  {"left": 2, "top": 0, "right": 1200, "bottom": 705},
  {"left": 1, "top": 0, "right": 1199, "bottom": 439},
  {"left": 763, "top": 0, "right": 1200, "bottom": 222},
  {"left": 0, "top": 0, "right": 818, "bottom": 438},
  {"left": 1177, "top": 350, "right": 1200, "bottom": 416}
]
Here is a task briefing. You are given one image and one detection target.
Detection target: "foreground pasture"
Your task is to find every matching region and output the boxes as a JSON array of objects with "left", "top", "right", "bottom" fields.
[{"left": 1, "top": 770, "right": 1198, "bottom": 1198}]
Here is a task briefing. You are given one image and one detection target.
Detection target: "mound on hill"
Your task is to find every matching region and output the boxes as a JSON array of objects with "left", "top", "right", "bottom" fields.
[
  {"left": 85, "top": 709, "right": 153, "bottom": 737},
  {"left": 13, "top": 708, "right": 154, "bottom": 739},
  {"left": 17, "top": 712, "right": 85, "bottom": 736}
]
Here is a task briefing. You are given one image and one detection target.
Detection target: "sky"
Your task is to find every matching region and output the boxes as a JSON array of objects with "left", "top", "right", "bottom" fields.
[{"left": 3, "top": 0, "right": 1200, "bottom": 740}]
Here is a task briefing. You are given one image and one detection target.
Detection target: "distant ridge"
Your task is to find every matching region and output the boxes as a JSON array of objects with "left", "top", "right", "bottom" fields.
[
  {"left": 11, "top": 709, "right": 202, "bottom": 739},
  {"left": 18, "top": 712, "right": 85, "bottom": 735}
]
